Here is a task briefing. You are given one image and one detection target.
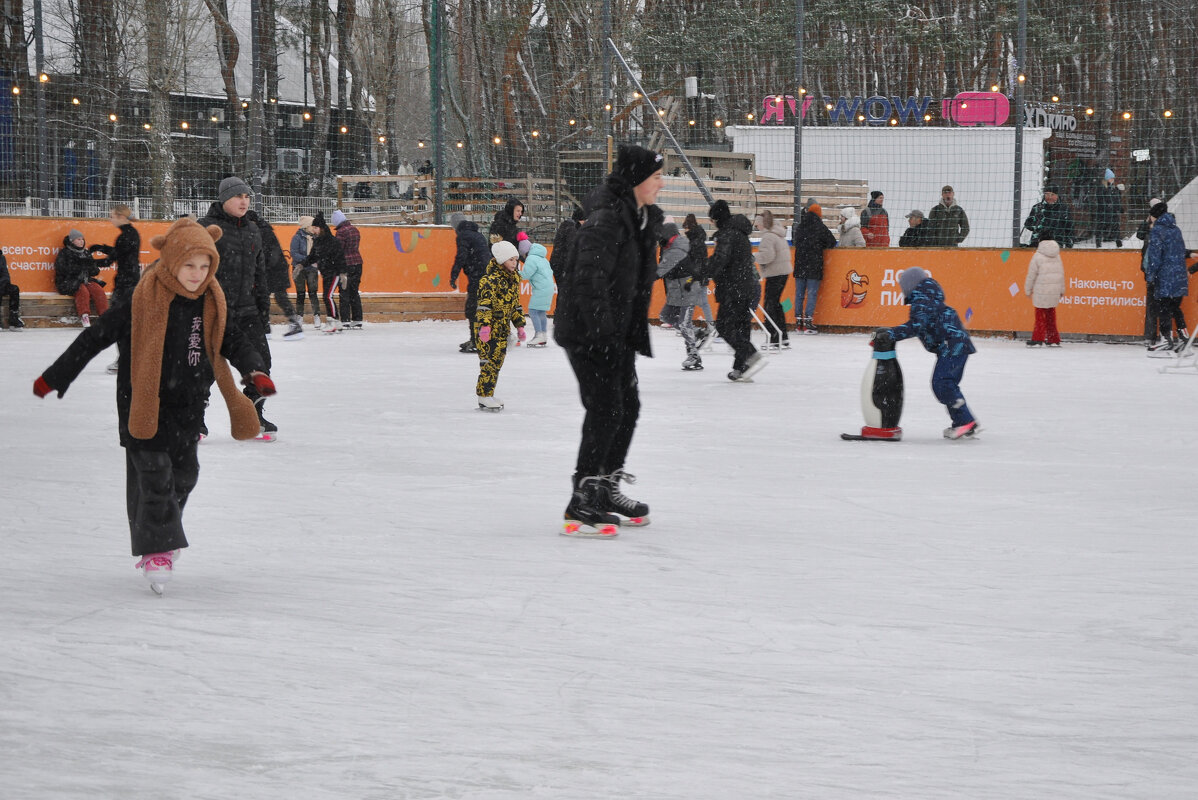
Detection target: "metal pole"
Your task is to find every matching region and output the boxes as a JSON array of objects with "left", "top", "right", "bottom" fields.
[
  {"left": 249, "top": 0, "right": 263, "bottom": 194},
  {"left": 431, "top": 0, "right": 444, "bottom": 224},
  {"left": 606, "top": 38, "right": 713, "bottom": 204},
  {"left": 793, "top": 0, "right": 803, "bottom": 228},
  {"left": 33, "top": 0, "right": 48, "bottom": 215},
  {"left": 602, "top": 0, "right": 612, "bottom": 143},
  {"left": 1012, "top": 0, "right": 1027, "bottom": 246}
]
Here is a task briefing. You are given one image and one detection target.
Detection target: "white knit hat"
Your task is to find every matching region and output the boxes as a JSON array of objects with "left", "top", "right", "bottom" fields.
[{"left": 491, "top": 241, "right": 519, "bottom": 264}]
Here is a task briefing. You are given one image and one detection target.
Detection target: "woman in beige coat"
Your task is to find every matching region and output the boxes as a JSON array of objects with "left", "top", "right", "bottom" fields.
[
  {"left": 755, "top": 210, "right": 791, "bottom": 348},
  {"left": 1024, "top": 237, "right": 1066, "bottom": 346}
]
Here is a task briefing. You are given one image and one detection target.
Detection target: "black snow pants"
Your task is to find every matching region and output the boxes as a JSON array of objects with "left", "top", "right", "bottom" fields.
[
  {"left": 565, "top": 345, "right": 640, "bottom": 479},
  {"left": 125, "top": 444, "right": 199, "bottom": 556}
]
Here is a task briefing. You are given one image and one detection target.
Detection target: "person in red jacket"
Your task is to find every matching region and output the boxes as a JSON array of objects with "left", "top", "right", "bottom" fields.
[{"left": 860, "top": 190, "right": 890, "bottom": 247}]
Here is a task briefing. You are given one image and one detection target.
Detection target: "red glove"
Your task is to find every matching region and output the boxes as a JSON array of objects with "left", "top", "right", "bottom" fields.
[
  {"left": 244, "top": 372, "right": 277, "bottom": 396},
  {"left": 33, "top": 375, "right": 55, "bottom": 398},
  {"left": 517, "top": 327, "right": 527, "bottom": 342},
  {"left": 478, "top": 325, "right": 491, "bottom": 343}
]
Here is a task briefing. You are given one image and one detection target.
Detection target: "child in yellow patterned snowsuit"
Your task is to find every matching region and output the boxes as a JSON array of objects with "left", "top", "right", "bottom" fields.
[{"left": 474, "top": 241, "right": 526, "bottom": 410}]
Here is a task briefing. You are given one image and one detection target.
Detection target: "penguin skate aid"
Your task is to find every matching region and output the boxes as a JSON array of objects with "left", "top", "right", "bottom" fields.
[
  {"left": 848, "top": 267, "right": 980, "bottom": 441},
  {"left": 842, "top": 327, "right": 904, "bottom": 441}
]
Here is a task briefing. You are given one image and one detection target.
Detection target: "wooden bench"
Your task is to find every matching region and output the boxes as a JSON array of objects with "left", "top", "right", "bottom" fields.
[{"left": 14, "top": 292, "right": 467, "bottom": 328}]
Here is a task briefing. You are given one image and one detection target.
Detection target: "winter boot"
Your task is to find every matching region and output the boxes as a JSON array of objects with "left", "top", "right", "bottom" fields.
[
  {"left": 600, "top": 470, "right": 650, "bottom": 526},
  {"left": 682, "top": 353, "right": 704, "bottom": 371},
  {"left": 562, "top": 475, "right": 620, "bottom": 538},
  {"left": 477, "top": 394, "right": 503, "bottom": 412},
  {"left": 283, "top": 316, "right": 304, "bottom": 341}
]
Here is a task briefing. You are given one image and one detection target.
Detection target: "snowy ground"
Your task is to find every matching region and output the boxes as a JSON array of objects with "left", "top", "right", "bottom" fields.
[{"left": 2, "top": 320, "right": 1196, "bottom": 799}]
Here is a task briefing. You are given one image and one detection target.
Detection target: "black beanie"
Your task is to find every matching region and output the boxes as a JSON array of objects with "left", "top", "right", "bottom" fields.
[
  {"left": 709, "top": 199, "right": 731, "bottom": 226},
  {"left": 870, "top": 190, "right": 883, "bottom": 200},
  {"left": 614, "top": 144, "right": 664, "bottom": 187},
  {"left": 1150, "top": 202, "right": 1168, "bottom": 219}
]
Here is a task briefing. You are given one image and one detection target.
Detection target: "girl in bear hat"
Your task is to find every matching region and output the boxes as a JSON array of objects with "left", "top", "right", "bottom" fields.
[{"left": 34, "top": 217, "right": 277, "bottom": 594}]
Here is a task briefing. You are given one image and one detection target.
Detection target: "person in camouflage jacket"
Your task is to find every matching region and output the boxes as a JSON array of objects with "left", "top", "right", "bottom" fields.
[{"left": 473, "top": 241, "right": 526, "bottom": 408}]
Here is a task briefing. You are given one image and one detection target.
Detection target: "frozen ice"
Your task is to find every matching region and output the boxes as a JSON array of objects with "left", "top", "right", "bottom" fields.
[{"left": 2, "top": 321, "right": 1195, "bottom": 798}]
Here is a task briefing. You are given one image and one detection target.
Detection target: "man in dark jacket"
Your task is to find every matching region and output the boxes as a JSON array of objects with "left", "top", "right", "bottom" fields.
[
  {"left": 554, "top": 144, "right": 664, "bottom": 537},
  {"left": 1023, "top": 185, "right": 1074, "bottom": 248},
  {"left": 549, "top": 206, "right": 586, "bottom": 282},
  {"left": 691, "top": 199, "right": 765, "bottom": 381},
  {"left": 488, "top": 197, "right": 524, "bottom": 245},
  {"left": 91, "top": 205, "right": 142, "bottom": 307},
  {"left": 449, "top": 213, "right": 490, "bottom": 352},
  {"left": 247, "top": 210, "right": 303, "bottom": 340},
  {"left": 199, "top": 176, "right": 275, "bottom": 435},
  {"left": 927, "top": 185, "right": 970, "bottom": 246},
  {"left": 898, "top": 210, "right": 934, "bottom": 247}
]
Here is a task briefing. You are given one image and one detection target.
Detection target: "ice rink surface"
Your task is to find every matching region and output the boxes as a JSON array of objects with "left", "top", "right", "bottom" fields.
[{"left": 2, "top": 320, "right": 1196, "bottom": 799}]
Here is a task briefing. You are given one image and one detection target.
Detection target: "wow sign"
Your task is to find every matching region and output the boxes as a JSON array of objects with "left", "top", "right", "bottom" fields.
[{"left": 761, "top": 92, "right": 1010, "bottom": 127}]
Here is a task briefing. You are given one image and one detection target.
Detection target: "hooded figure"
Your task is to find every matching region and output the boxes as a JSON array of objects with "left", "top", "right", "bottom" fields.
[
  {"left": 860, "top": 191, "right": 890, "bottom": 247},
  {"left": 489, "top": 197, "right": 525, "bottom": 246},
  {"left": 550, "top": 206, "right": 586, "bottom": 282},
  {"left": 837, "top": 207, "right": 866, "bottom": 247},
  {"left": 36, "top": 217, "right": 273, "bottom": 583},
  {"left": 1024, "top": 239, "right": 1066, "bottom": 346},
  {"left": 691, "top": 199, "right": 765, "bottom": 379},
  {"left": 450, "top": 215, "right": 492, "bottom": 350},
  {"left": 1145, "top": 205, "right": 1190, "bottom": 345}
]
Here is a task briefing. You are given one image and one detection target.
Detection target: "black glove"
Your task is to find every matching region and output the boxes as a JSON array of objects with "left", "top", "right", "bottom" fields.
[{"left": 450, "top": 280, "right": 457, "bottom": 290}]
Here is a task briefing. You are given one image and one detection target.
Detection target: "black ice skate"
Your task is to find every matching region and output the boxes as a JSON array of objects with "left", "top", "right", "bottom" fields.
[
  {"left": 562, "top": 476, "right": 619, "bottom": 538},
  {"left": 600, "top": 470, "right": 650, "bottom": 527}
]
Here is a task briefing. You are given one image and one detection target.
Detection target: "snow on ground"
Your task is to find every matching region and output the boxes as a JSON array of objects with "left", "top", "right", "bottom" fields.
[{"left": 1, "top": 320, "right": 1196, "bottom": 799}]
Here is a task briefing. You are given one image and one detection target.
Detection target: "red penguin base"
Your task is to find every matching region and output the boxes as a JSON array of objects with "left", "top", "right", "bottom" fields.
[{"left": 841, "top": 426, "right": 903, "bottom": 442}]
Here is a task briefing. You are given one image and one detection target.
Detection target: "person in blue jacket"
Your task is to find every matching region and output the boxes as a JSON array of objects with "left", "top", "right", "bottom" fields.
[
  {"left": 519, "top": 240, "right": 555, "bottom": 347},
  {"left": 879, "top": 267, "right": 979, "bottom": 439},
  {"left": 1144, "top": 202, "right": 1190, "bottom": 350}
]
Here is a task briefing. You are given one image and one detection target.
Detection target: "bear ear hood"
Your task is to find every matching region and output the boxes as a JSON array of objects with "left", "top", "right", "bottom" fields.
[
  {"left": 1036, "top": 239, "right": 1060, "bottom": 258},
  {"left": 150, "top": 219, "right": 223, "bottom": 289}
]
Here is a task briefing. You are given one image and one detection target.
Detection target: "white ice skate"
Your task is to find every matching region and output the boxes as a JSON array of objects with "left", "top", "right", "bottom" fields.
[
  {"left": 477, "top": 395, "right": 504, "bottom": 412},
  {"left": 135, "top": 551, "right": 176, "bottom": 595}
]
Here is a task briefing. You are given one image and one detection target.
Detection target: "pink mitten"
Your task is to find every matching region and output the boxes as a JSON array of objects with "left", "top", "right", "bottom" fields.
[{"left": 479, "top": 326, "right": 492, "bottom": 343}]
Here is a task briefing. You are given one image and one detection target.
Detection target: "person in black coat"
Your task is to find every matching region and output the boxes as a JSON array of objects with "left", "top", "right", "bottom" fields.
[
  {"left": 0, "top": 248, "right": 22, "bottom": 328},
  {"left": 34, "top": 218, "right": 274, "bottom": 590},
  {"left": 898, "top": 210, "right": 934, "bottom": 247},
  {"left": 690, "top": 199, "right": 765, "bottom": 380},
  {"left": 553, "top": 144, "right": 664, "bottom": 536},
  {"left": 90, "top": 204, "right": 142, "bottom": 308},
  {"left": 246, "top": 210, "right": 302, "bottom": 339},
  {"left": 55, "top": 230, "right": 109, "bottom": 324},
  {"left": 198, "top": 176, "right": 275, "bottom": 431},
  {"left": 488, "top": 197, "right": 524, "bottom": 245},
  {"left": 792, "top": 203, "right": 837, "bottom": 333},
  {"left": 302, "top": 211, "right": 348, "bottom": 332},
  {"left": 549, "top": 205, "right": 586, "bottom": 283},
  {"left": 449, "top": 213, "right": 491, "bottom": 352}
]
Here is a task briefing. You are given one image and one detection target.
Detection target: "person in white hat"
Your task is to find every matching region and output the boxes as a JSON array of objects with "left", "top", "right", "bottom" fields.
[{"left": 472, "top": 240, "right": 526, "bottom": 412}]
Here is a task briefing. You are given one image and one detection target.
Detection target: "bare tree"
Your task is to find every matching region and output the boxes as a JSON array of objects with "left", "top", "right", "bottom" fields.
[{"left": 144, "top": 0, "right": 177, "bottom": 216}]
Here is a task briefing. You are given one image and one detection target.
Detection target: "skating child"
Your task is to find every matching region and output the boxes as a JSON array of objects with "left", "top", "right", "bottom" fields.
[
  {"left": 474, "top": 241, "right": 526, "bottom": 410},
  {"left": 33, "top": 218, "right": 275, "bottom": 593},
  {"left": 518, "top": 237, "right": 555, "bottom": 347},
  {"left": 1023, "top": 236, "right": 1065, "bottom": 346},
  {"left": 656, "top": 221, "right": 703, "bottom": 370},
  {"left": 879, "top": 267, "right": 979, "bottom": 439}
]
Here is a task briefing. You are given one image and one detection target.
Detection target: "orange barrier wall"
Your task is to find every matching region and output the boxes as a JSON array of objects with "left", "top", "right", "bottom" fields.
[{"left": 6, "top": 217, "right": 1192, "bottom": 337}]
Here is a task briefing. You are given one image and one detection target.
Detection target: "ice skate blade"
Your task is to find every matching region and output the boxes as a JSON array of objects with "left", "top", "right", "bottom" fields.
[
  {"left": 477, "top": 405, "right": 503, "bottom": 412},
  {"left": 283, "top": 332, "right": 305, "bottom": 341},
  {"left": 150, "top": 582, "right": 165, "bottom": 596},
  {"left": 561, "top": 520, "right": 619, "bottom": 538},
  {"left": 617, "top": 515, "right": 650, "bottom": 527},
  {"left": 254, "top": 432, "right": 278, "bottom": 442}
]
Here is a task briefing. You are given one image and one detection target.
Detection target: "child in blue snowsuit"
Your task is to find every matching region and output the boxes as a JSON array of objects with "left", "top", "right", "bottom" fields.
[{"left": 881, "top": 267, "right": 979, "bottom": 439}]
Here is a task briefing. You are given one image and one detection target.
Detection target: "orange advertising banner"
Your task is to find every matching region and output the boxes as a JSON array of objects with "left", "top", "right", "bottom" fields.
[{"left": 6, "top": 216, "right": 1192, "bottom": 338}]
